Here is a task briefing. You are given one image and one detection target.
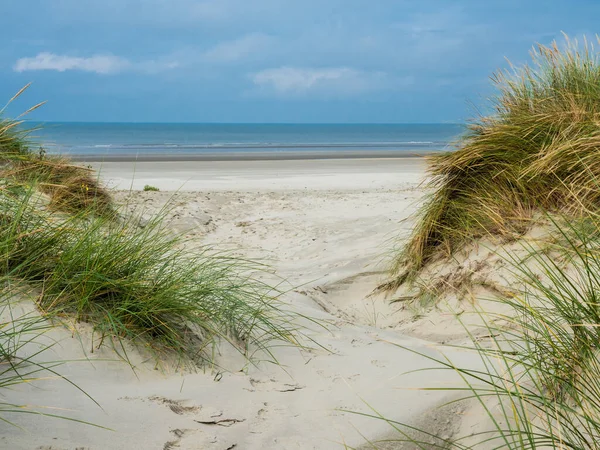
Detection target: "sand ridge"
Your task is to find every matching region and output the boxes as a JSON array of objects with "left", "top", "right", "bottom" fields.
[{"left": 2, "top": 159, "right": 490, "bottom": 449}]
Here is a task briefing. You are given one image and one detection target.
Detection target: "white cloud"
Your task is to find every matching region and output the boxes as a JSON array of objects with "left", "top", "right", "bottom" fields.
[
  {"left": 251, "top": 66, "right": 405, "bottom": 96},
  {"left": 137, "top": 59, "right": 181, "bottom": 74},
  {"left": 14, "top": 53, "right": 129, "bottom": 74},
  {"left": 13, "top": 52, "right": 179, "bottom": 75},
  {"left": 202, "top": 33, "right": 272, "bottom": 63}
]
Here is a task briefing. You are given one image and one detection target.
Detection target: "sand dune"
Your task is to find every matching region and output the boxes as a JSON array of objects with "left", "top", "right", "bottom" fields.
[{"left": 4, "top": 158, "right": 491, "bottom": 449}]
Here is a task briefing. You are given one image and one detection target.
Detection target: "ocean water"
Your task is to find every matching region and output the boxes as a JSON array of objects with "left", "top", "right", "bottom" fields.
[{"left": 28, "top": 123, "right": 464, "bottom": 157}]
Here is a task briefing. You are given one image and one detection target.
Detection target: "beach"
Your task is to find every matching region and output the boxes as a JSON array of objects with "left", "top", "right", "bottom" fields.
[
  {"left": 5, "top": 3, "right": 599, "bottom": 447},
  {"left": 2, "top": 156, "right": 485, "bottom": 449},
  {"left": 88, "top": 157, "right": 427, "bottom": 191}
]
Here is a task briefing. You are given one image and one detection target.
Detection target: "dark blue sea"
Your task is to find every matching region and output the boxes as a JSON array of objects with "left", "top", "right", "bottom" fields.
[{"left": 28, "top": 123, "right": 464, "bottom": 158}]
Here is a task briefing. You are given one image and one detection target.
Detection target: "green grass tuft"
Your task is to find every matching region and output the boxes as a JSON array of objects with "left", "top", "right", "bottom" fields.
[
  {"left": 0, "top": 87, "right": 308, "bottom": 433},
  {"left": 392, "top": 35, "right": 600, "bottom": 287},
  {"left": 0, "top": 88, "right": 302, "bottom": 385},
  {"left": 143, "top": 184, "right": 160, "bottom": 192},
  {"left": 364, "top": 213, "right": 600, "bottom": 448},
  {"left": 365, "top": 34, "right": 600, "bottom": 448},
  {"left": 0, "top": 233, "right": 101, "bottom": 426},
  {"left": 0, "top": 86, "right": 114, "bottom": 217},
  {"left": 1, "top": 176, "right": 298, "bottom": 365}
]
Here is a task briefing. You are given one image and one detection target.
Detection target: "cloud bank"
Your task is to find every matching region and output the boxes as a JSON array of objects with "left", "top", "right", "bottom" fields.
[
  {"left": 202, "top": 33, "right": 272, "bottom": 63},
  {"left": 14, "top": 53, "right": 129, "bottom": 74},
  {"left": 251, "top": 67, "right": 406, "bottom": 96},
  {"left": 3, "top": 0, "right": 590, "bottom": 121},
  {"left": 13, "top": 52, "right": 179, "bottom": 75}
]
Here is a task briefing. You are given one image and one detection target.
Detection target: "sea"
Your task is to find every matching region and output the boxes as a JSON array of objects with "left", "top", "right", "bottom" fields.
[{"left": 27, "top": 123, "right": 464, "bottom": 159}]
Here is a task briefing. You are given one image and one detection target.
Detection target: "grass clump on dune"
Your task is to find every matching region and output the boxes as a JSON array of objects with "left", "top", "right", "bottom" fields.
[
  {"left": 392, "top": 36, "right": 600, "bottom": 287},
  {"left": 362, "top": 214, "right": 600, "bottom": 449},
  {"left": 0, "top": 89, "right": 299, "bottom": 366},
  {"left": 0, "top": 86, "right": 113, "bottom": 217},
  {"left": 363, "top": 35, "right": 600, "bottom": 449},
  {"left": 0, "top": 203, "right": 100, "bottom": 425},
  {"left": 0, "top": 90, "right": 300, "bottom": 428},
  {"left": 5, "top": 153, "right": 114, "bottom": 217},
  {"left": 15, "top": 158, "right": 113, "bottom": 215},
  {"left": 1, "top": 188, "right": 296, "bottom": 362}
]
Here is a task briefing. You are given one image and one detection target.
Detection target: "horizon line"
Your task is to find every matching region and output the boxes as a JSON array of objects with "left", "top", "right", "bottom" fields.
[{"left": 26, "top": 121, "right": 465, "bottom": 125}]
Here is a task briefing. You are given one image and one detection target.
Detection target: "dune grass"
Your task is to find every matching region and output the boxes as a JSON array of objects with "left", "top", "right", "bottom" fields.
[
  {"left": 1, "top": 187, "right": 297, "bottom": 363},
  {"left": 1, "top": 172, "right": 296, "bottom": 365},
  {"left": 3, "top": 153, "right": 114, "bottom": 216},
  {"left": 15, "top": 157, "right": 113, "bottom": 215},
  {"left": 0, "top": 215, "right": 101, "bottom": 426},
  {"left": 0, "top": 87, "right": 113, "bottom": 217},
  {"left": 359, "top": 213, "right": 600, "bottom": 448},
  {"left": 364, "top": 35, "right": 600, "bottom": 448},
  {"left": 0, "top": 88, "right": 301, "bottom": 368},
  {"left": 391, "top": 36, "right": 600, "bottom": 288},
  {"left": 0, "top": 89, "right": 305, "bottom": 430}
]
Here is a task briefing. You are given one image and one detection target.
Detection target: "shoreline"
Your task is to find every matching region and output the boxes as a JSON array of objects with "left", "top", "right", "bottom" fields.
[
  {"left": 89, "top": 157, "right": 428, "bottom": 191},
  {"left": 70, "top": 150, "right": 438, "bottom": 163}
]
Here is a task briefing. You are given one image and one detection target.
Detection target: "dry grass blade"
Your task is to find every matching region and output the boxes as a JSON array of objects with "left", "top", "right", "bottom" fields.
[{"left": 1, "top": 83, "right": 32, "bottom": 114}]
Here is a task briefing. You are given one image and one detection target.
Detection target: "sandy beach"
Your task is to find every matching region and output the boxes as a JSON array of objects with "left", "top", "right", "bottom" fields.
[
  {"left": 3, "top": 157, "right": 487, "bottom": 450},
  {"left": 5, "top": 3, "right": 599, "bottom": 447},
  {"left": 87, "top": 157, "right": 427, "bottom": 191}
]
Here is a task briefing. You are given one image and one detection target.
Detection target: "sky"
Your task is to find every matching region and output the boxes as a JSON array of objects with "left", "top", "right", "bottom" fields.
[{"left": 1, "top": 0, "right": 600, "bottom": 123}]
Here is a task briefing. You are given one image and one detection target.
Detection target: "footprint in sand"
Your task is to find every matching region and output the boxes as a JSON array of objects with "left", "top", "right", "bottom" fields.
[
  {"left": 194, "top": 406, "right": 245, "bottom": 427},
  {"left": 370, "top": 359, "right": 387, "bottom": 368},
  {"left": 163, "top": 428, "right": 195, "bottom": 450},
  {"left": 253, "top": 401, "right": 288, "bottom": 425},
  {"left": 147, "top": 395, "right": 200, "bottom": 415},
  {"left": 36, "top": 447, "right": 90, "bottom": 450},
  {"left": 248, "top": 377, "right": 305, "bottom": 392},
  {"left": 142, "top": 397, "right": 244, "bottom": 448},
  {"left": 146, "top": 396, "right": 246, "bottom": 427},
  {"left": 347, "top": 373, "right": 361, "bottom": 382}
]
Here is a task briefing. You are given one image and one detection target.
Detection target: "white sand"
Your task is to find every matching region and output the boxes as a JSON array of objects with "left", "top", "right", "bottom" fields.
[
  {"left": 3, "top": 158, "right": 489, "bottom": 449},
  {"left": 88, "top": 158, "right": 427, "bottom": 191}
]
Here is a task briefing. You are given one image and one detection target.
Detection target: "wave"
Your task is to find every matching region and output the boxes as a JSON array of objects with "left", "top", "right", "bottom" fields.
[{"left": 82, "top": 141, "right": 440, "bottom": 151}]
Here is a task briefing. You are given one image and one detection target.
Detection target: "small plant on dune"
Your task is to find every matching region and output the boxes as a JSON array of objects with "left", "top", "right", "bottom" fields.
[
  {"left": 0, "top": 86, "right": 114, "bottom": 217},
  {"left": 143, "top": 184, "right": 160, "bottom": 192},
  {"left": 391, "top": 35, "right": 600, "bottom": 288}
]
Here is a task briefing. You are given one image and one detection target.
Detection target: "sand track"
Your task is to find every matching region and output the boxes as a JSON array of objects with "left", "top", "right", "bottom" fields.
[{"left": 4, "top": 160, "right": 492, "bottom": 449}]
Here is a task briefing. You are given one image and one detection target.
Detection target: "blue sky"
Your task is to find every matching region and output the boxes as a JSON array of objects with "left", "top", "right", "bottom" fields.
[{"left": 1, "top": 0, "right": 599, "bottom": 123}]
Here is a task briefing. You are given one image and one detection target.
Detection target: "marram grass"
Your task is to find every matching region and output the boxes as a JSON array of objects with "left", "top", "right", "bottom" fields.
[
  {"left": 0, "top": 86, "right": 299, "bottom": 363},
  {"left": 0, "top": 85, "right": 113, "bottom": 217},
  {"left": 0, "top": 230, "right": 101, "bottom": 426},
  {"left": 0, "top": 88, "right": 305, "bottom": 428},
  {"left": 359, "top": 213, "right": 600, "bottom": 449},
  {"left": 392, "top": 36, "right": 600, "bottom": 288},
  {"left": 0, "top": 188, "right": 298, "bottom": 363},
  {"left": 366, "top": 35, "right": 600, "bottom": 449}
]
